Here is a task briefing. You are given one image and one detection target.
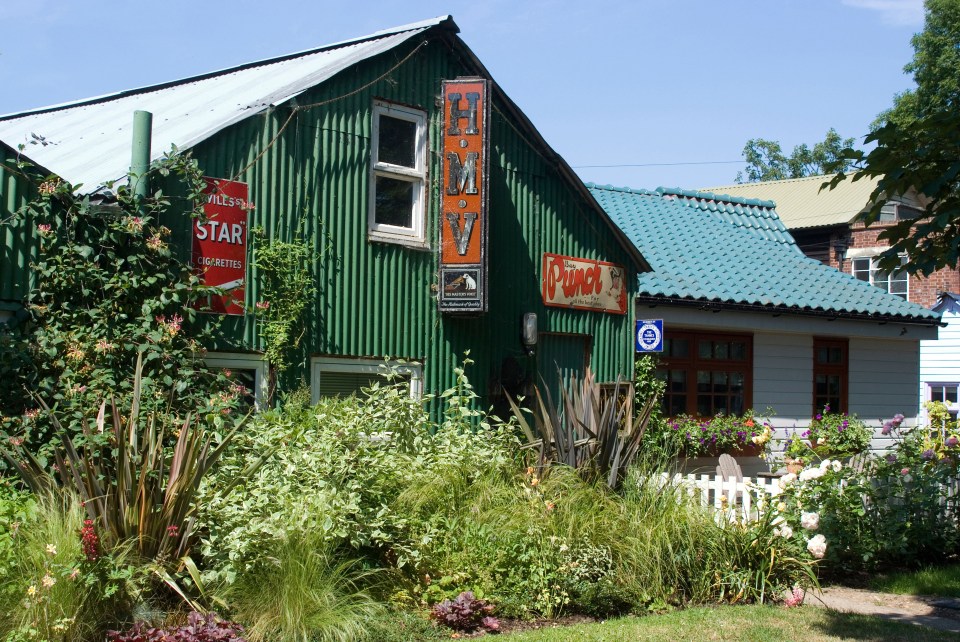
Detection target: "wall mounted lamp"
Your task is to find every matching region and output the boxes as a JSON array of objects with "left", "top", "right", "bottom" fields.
[{"left": 521, "top": 313, "right": 538, "bottom": 355}]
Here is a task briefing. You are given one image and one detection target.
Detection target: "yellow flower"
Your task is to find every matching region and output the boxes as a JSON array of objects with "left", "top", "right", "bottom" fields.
[
  {"left": 27, "top": 585, "right": 37, "bottom": 597},
  {"left": 46, "top": 543, "right": 57, "bottom": 556}
]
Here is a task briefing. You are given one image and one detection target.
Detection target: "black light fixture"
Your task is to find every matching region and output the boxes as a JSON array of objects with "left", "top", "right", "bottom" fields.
[{"left": 521, "top": 313, "right": 538, "bottom": 355}]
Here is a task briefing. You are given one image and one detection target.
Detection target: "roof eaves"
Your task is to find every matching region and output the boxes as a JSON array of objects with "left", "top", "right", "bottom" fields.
[{"left": 635, "top": 294, "right": 943, "bottom": 327}]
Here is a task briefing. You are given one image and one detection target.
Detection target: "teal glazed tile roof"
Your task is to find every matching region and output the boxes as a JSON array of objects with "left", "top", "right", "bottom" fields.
[
  {"left": 586, "top": 184, "right": 940, "bottom": 323},
  {"left": 659, "top": 187, "right": 799, "bottom": 250}
]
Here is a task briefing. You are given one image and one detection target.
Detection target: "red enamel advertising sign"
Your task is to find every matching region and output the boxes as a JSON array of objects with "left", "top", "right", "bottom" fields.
[
  {"left": 192, "top": 178, "right": 249, "bottom": 315},
  {"left": 439, "top": 77, "right": 490, "bottom": 314},
  {"left": 541, "top": 253, "right": 628, "bottom": 315}
]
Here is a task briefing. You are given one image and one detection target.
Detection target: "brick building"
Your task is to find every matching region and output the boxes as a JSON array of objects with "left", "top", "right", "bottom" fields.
[{"left": 701, "top": 174, "right": 959, "bottom": 309}]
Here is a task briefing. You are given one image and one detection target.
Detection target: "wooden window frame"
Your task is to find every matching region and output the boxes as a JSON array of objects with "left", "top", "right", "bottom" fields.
[
  {"left": 812, "top": 337, "right": 848, "bottom": 415},
  {"left": 367, "top": 100, "right": 428, "bottom": 247},
  {"left": 654, "top": 330, "right": 753, "bottom": 418}
]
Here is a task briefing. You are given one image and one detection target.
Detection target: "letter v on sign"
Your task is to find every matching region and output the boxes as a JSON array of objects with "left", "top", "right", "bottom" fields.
[{"left": 445, "top": 212, "right": 477, "bottom": 255}]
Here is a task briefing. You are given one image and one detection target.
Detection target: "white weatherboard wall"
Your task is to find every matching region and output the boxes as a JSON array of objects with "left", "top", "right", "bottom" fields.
[
  {"left": 850, "top": 337, "right": 920, "bottom": 451},
  {"left": 920, "top": 300, "right": 960, "bottom": 422},
  {"left": 647, "top": 305, "right": 935, "bottom": 458}
]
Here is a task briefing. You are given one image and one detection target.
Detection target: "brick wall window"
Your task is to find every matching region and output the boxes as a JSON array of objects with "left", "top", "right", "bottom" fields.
[
  {"left": 655, "top": 331, "right": 752, "bottom": 417},
  {"left": 813, "top": 338, "right": 848, "bottom": 414},
  {"left": 851, "top": 255, "right": 909, "bottom": 300}
]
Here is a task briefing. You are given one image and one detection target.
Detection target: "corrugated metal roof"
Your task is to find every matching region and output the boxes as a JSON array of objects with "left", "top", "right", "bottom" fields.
[
  {"left": 700, "top": 174, "right": 880, "bottom": 230},
  {"left": 587, "top": 183, "right": 940, "bottom": 323},
  {"left": 0, "top": 16, "right": 454, "bottom": 191}
]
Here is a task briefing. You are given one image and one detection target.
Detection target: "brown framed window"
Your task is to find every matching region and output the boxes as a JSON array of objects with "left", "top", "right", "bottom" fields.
[
  {"left": 653, "top": 331, "right": 752, "bottom": 417},
  {"left": 813, "top": 338, "right": 848, "bottom": 414}
]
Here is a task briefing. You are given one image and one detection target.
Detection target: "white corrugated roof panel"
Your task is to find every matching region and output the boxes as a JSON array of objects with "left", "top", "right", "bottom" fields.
[{"left": 0, "top": 16, "right": 451, "bottom": 191}]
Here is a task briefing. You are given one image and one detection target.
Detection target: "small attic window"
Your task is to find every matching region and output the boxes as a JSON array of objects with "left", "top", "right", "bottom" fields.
[{"left": 368, "top": 100, "right": 427, "bottom": 247}]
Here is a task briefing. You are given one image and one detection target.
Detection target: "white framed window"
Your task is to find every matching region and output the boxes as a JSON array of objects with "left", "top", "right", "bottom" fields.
[
  {"left": 851, "top": 255, "right": 909, "bottom": 300},
  {"left": 368, "top": 100, "right": 427, "bottom": 247},
  {"left": 204, "top": 352, "right": 268, "bottom": 411},
  {"left": 311, "top": 356, "right": 423, "bottom": 403},
  {"left": 928, "top": 383, "right": 960, "bottom": 422}
]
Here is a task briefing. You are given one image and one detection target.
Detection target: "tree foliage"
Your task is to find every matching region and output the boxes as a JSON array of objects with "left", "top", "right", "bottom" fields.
[
  {"left": 736, "top": 128, "right": 856, "bottom": 183},
  {"left": 834, "top": 0, "right": 960, "bottom": 276}
]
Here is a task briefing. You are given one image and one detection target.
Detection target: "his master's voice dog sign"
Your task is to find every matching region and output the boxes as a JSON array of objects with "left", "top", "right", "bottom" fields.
[{"left": 635, "top": 319, "right": 664, "bottom": 353}]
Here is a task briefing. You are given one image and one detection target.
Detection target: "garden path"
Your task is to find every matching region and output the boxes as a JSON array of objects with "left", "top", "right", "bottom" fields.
[{"left": 806, "top": 586, "right": 960, "bottom": 634}]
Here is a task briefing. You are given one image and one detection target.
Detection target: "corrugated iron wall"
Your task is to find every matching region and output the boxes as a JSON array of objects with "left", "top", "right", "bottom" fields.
[
  {"left": 178, "top": 36, "right": 639, "bottom": 407},
  {"left": 0, "top": 142, "right": 37, "bottom": 307}
]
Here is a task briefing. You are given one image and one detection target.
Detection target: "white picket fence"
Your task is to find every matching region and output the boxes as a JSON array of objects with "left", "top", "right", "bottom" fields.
[
  {"left": 656, "top": 472, "right": 781, "bottom": 522},
  {"left": 658, "top": 470, "right": 960, "bottom": 523}
]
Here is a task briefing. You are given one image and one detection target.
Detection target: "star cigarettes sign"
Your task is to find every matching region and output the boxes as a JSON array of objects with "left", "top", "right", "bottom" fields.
[
  {"left": 439, "top": 78, "right": 490, "bottom": 314},
  {"left": 192, "top": 178, "right": 250, "bottom": 315},
  {"left": 541, "top": 253, "right": 627, "bottom": 315}
]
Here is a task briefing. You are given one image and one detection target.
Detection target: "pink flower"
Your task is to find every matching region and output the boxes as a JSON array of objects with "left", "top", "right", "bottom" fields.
[
  {"left": 901, "top": 468, "right": 910, "bottom": 476},
  {"left": 36, "top": 223, "right": 52, "bottom": 234},
  {"left": 784, "top": 586, "right": 805, "bottom": 608},
  {"left": 256, "top": 301, "right": 270, "bottom": 310}
]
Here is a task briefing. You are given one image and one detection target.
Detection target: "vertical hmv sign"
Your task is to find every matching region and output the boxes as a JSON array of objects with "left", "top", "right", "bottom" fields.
[{"left": 439, "top": 78, "right": 490, "bottom": 314}]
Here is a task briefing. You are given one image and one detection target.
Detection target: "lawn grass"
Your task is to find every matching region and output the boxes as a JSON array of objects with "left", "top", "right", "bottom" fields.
[
  {"left": 498, "top": 605, "right": 960, "bottom": 642},
  {"left": 869, "top": 565, "right": 960, "bottom": 598}
]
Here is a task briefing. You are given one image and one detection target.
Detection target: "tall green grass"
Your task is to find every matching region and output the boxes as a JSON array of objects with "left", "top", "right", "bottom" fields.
[
  {"left": 223, "top": 532, "right": 385, "bottom": 642},
  {"left": 0, "top": 492, "right": 128, "bottom": 640}
]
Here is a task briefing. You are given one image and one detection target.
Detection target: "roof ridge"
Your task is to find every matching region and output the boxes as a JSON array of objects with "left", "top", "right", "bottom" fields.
[
  {"left": 583, "top": 182, "right": 658, "bottom": 196},
  {"left": 702, "top": 174, "right": 839, "bottom": 191},
  {"left": 657, "top": 186, "right": 777, "bottom": 209},
  {"left": 0, "top": 15, "right": 457, "bottom": 121}
]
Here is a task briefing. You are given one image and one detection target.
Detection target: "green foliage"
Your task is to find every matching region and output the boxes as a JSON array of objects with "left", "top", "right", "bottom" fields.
[
  {"left": 507, "top": 367, "right": 656, "bottom": 490},
  {"left": 223, "top": 534, "right": 383, "bottom": 642},
  {"left": 836, "top": 0, "right": 960, "bottom": 275},
  {"left": 736, "top": 129, "right": 856, "bottom": 183},
  {"left": 1, "top": 359, "right": 254, "bottom": 613},
  {"left": 0, "top": 150, "right": 238, "bottom": 454},
  {"left": 250, "top": 228, "right": 317, "bottom": 376},
  {"left": 777, "top": 412, "right": 960, "bottom": 574},
  {"left": 702, "top": 505, "right": 819, "bottom": 605},
  {"left": 869, "top": 563, "right": 960, "bottom": 598},
  {"left": 0, "top": 492, "right": 136, "bottom": 641},
  {"left": 657, "top": 411, "right": 773, "bottom": 458},
  {"left": 197, "top": 359, "right": 518, "bottom": 586}
]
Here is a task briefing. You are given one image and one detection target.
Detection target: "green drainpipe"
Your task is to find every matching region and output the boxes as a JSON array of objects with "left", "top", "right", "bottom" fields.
[{"left": 130, "top": 110, "right": 153, "bottom": 216}]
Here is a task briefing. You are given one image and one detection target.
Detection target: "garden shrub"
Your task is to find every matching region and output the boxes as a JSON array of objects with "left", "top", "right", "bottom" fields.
[
  {"left": 197, "top": 359, "right": 519, "bottom": 586},
  {"left": 0, "top": 151, "right": 240, "bottom": 459},
  {"left": 776, "top": 413, "right": 960, "bottom": 573}
]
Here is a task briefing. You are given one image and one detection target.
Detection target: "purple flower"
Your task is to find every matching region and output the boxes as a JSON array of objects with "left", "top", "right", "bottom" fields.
[
  {"left": 947, "top": 436, "right": 959, "bottom": 448},
  {"left": 886, "top": 454, "right": 898, "bottom": 464},
  {"left": 816, "top": 414, "right": 823, "bottom": 421},
  {"left": 922, "top": 449, "right": 936, "bottom": 460},
  {"left": 881, "top": 422, "right": 893, "bottom": 436},
  {"left": 802, "top": 430, "right": 810, "bottom": 438},
  {"left": 893, "top": 413, "right": 905, "bottom": 425}
]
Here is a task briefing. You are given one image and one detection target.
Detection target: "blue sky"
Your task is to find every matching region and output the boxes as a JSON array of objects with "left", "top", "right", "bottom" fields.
[{"left": 0, "top": 0, "right": 924, "bottom": 189}]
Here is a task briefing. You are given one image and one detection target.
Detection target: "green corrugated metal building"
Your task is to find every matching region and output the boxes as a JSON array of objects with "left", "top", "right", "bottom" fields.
[{"left": 0, "top": 16, "right": 645, "bottom": 411}]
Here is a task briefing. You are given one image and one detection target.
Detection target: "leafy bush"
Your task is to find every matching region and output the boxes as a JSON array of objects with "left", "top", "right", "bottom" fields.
[
  {"left": 0, "top": 150, "right": 238, "bottom": 457},
  {"left": 776, "top": 414, "right": 960, "bottom": 573},
  {"left": 107, "top": 612, "right": 246, "bottom": 642},
  {"left": 429, "top": 591, "right": 499, "bottom": 633},
  {"left": 198, "top": 357, "right": 518, "bottom": 584}
]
